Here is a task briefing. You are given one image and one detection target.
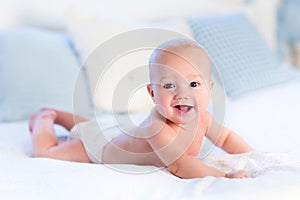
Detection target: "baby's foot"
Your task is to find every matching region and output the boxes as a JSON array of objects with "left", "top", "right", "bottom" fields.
[{"left": 29, "top": 108, "right": 57, "bottom": 134}]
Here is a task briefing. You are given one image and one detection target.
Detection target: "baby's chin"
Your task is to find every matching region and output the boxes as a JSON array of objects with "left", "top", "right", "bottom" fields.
[
  {"left": 169, "top": 115, "right": 201, "bottom": 126},
  {"left": 169, "top": 110, "right": 202, "bottom": 125}
]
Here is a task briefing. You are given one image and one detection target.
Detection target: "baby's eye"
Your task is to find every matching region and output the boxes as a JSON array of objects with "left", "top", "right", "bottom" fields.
[
  {"left": 190, "top": 82, "right": 200, "bottom": 87},
  {"left": 163, "top": 83, "right": 175, "bottom": 89}
]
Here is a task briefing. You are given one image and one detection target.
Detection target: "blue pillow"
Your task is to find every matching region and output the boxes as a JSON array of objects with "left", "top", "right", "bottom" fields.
[
  {"left": 277, "top": 0, "right": 300, "bottom": 57},
  {"left": 0, "top": 28, "right": 92, "bottom": 121},
  {"left": 188, "top": 13, "right": 299, "bottom": 98}
]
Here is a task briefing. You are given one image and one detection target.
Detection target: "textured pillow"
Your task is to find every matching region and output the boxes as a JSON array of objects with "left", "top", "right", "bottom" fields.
[
  {"left": 188, "top": 13, "right": 299, "bottom": 98},
  {"left": 277, "top": 0, "right": 300, "bottom": 57},
  {"left": 0, "top": 28, "right": 92, "bottom": 121}
]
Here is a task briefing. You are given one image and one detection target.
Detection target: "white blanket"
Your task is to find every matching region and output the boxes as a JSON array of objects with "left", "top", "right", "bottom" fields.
[{"left": 1, "top": 80, "right": 300, "bottom": 200}]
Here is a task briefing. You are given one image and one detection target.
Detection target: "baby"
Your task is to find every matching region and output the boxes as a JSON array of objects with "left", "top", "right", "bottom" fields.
[{"left": 29, "top": 38, "right": 254, "bottom": 179}]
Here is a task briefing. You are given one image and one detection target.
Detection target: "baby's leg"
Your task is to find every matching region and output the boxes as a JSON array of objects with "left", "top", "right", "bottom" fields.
[
  {"left": 29, "top": 109, "right": 91, "bottom": 162},
  {"left": 29, "top": 107, "right": 88, "bottom": 131},
  {"left": 54, "top": 109, "right": 89, "bottom": 130}
]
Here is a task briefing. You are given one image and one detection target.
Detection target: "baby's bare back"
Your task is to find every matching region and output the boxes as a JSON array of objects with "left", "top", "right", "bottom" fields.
[
  {"left": 102, "top": 133, "right": 164, "bottom": 166},
  {"left": 101, "top": 110, "right": 206, "bottom": 167}
]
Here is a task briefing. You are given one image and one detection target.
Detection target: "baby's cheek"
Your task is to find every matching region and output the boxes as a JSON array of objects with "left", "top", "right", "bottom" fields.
[
  {"left": 155, "top": 104, "right": 167, "bottom": 117},
  {"left": 195, "top": 93, "right": 210, "bottom": 111}
]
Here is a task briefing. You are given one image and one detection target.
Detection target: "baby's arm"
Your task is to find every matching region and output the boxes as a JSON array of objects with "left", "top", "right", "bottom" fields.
[
  {"left": 167, "top": 155, "right": 251, "bottom": 179},
  {"left": 167, "top": 154, "right": 225, "bottom": 178},
  {"left": 217, "top": 128, "right": 254, "bottom": 154},
  {"left": 146, "top": 123, "right": 237, "bottom": 179},
  {"left": 206, "top": 114, "right": 254, "bottom": 154}
]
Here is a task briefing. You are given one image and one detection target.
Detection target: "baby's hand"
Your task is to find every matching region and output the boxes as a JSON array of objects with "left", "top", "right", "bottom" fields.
[{"left": 225, "top": 170, "right": 251, "bottom": 179}]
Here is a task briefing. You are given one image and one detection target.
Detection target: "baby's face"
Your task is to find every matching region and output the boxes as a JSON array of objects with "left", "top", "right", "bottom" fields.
[{"left": 148, "top": 49, "right": 212, "bottom": 124}]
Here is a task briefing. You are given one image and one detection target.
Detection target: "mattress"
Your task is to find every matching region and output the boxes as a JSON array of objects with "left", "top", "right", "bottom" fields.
[{"left": 1, "top": 79, "right": 300, "bottom": 200}]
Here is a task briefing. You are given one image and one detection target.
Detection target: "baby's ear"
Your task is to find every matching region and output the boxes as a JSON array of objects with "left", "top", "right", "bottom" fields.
[
  {"left": 147, "top": 84, "right": 155, "bottom": 101},
  {"left": 210, "top": 80, "right": 214, "bottom": 89}
]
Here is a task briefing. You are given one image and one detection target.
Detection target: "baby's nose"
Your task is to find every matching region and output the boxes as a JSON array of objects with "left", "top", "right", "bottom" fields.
[
  {"left": 175, "top": 95, "right": 188, "bottom": 100},
  {"left": 175, "top": 88, "right": 190, "bottom": 100}
]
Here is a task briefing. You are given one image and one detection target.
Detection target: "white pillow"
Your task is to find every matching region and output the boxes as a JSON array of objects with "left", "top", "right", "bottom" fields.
[{"left": 67, "top": 7, "right": 194, "bottom": 113}]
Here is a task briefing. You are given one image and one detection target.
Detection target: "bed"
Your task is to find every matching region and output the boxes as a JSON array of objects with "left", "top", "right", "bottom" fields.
[
  {"left": 1, "top": 80, "right": 300, "bottom": 200},
  {"left": 1, "top": 0, "right": 300, "bottom": 199}
]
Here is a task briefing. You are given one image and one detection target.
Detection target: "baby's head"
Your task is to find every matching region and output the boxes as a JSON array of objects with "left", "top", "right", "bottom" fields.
[{"left": 147, "top": 38, "right": 213, "bottom": 123}]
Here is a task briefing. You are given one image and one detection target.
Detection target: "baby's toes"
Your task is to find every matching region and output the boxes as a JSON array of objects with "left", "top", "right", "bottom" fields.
[{"left": 29, "top": 111, "right": 39, "bottom": 133}]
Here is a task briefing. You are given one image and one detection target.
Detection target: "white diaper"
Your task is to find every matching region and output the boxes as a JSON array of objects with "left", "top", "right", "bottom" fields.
[{"left": 69, "top": 120, "right": 122, "bottom": 163}]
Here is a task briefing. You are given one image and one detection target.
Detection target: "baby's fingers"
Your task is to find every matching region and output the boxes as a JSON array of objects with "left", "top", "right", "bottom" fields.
[{"left": 236, "top": 170, "right": 251, "bottom": 179}]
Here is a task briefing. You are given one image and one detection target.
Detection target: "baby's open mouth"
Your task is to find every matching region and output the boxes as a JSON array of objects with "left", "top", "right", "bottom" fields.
[{"left": 174, "top": 105, "right": 193, "bottom": 113}]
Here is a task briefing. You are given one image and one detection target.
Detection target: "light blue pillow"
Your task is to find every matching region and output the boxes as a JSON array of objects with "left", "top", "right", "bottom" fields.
[
  {"left": 188, "top": 13, "right": 299, "bottom": 98},
  {"left": 0, "top": 28, "right": 92, "bottom": 121},
  {"left": 277, "top": 0, "right": 300, "bottom": 57}
]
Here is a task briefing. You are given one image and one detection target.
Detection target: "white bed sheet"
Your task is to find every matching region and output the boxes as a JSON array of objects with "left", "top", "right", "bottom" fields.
[
  {"left": 225, "top": 79, "right": 300, "bottom": 152},
  {"left": 1, "top": 79, "right": 300, "bottom": 200}
]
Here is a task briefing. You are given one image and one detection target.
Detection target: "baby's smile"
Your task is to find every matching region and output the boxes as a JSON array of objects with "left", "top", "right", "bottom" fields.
[{"left": 173, "top": 104, "right": 194, "bottom": 114}]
